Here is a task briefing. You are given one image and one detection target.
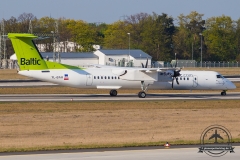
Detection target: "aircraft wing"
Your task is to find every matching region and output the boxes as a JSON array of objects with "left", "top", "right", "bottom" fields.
[
  {"left": 112, "top": 68, "right": 175, "bottom": 81},
  {"left": 87, "top": 64, "right": 119, "bottom": 68},
  {"left": 216, "top": 134, "right": 223, "bottom": 140},
  {"left": 209, "top": 134, "right": 223, "bottom": 140},
  {"left": 209, "top": 134, "right": 215, "bottom": 140},
  {"left": 88, "top": 63, "right": 178, "bottom": 73},
  {"left": 138, "top": 68, "right": 175, "bottom": 73}
]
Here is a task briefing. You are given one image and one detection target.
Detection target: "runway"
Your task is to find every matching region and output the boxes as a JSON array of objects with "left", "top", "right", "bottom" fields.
[
  {"left": 0, "top": 92, "right": 240, "bottom": 102},
  {"left": 0, "top": 146, "right": 239, "bottom": 160},
  {"left": 0, "top": 77, "right": 239, "bottom": 88}
]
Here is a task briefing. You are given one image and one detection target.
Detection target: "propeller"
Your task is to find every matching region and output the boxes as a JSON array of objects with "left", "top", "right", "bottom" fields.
[
  {"left": 141, "top": 58, "right": 148, "bottom": 68},
  {"left": 171, "top": 59, "right": 181, "bottom": 89}
]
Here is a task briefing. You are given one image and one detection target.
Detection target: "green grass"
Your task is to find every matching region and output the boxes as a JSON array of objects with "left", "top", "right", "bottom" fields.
[{"left": 1, "top": 138, "right": 239, "bottom": 153}]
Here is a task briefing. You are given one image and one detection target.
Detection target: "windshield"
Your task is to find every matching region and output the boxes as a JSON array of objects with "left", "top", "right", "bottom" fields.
[{"left": 216, "top": 75, "right": 224, "bottom": 78}]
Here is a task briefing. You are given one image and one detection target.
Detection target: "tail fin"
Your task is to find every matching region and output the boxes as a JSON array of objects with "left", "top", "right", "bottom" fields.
[{"left": 8, "top": 33, "right": 48, "bottom": 70}]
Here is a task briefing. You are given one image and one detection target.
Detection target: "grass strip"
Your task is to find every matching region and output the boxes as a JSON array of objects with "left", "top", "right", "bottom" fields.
[
  {"left": 1, "top": 138, "right": 240, "bottom": 153},
  {"left": 0, "top": 100, "right": 240, "bottom": 152}
]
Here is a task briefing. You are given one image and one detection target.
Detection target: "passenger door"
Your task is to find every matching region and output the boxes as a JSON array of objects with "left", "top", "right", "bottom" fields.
[
  {"left": 193, "top": 75, "right": 198, "bottom": 87},
  {"left": 86, "top": 74, "right": 93, "bottom": 86}
]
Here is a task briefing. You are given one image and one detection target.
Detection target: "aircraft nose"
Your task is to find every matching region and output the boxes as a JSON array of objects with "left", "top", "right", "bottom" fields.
[{"left": 226, "top": 80, "right": 236, "bottom": 89}]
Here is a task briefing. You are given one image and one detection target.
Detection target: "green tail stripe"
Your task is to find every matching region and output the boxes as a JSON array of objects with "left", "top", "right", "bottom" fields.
[{"left": 8, "top": 33, "right": 83, "bottom": 70}]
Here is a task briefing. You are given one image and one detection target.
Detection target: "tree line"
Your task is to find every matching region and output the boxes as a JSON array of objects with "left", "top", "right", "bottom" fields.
[{"left": 2, "top": 11, "right": 240, "bottom": 62}]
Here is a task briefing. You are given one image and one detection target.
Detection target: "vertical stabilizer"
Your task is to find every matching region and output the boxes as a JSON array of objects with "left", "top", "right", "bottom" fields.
[{"left": 8, "top": 33, "right": 48, "bottom": 70}]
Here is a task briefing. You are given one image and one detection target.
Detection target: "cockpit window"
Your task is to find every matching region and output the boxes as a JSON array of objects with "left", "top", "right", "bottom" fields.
[{"left": 216, "top": 75, "right": 224, "bottom": 78}]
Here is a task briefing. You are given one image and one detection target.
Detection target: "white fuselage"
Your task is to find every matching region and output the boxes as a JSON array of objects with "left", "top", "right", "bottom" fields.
[{"left": 18, "top": 67, "right": 236, "bottom": 91}]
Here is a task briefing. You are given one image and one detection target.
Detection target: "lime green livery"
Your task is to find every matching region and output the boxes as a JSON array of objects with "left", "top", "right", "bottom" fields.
[{"left": 8, "top": 33, "right": 82, "bottom": 70}]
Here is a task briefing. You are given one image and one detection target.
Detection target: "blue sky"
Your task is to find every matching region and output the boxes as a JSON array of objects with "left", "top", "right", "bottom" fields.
[{"left": 1, "top": 0, "right": 240, "bottom": 23}]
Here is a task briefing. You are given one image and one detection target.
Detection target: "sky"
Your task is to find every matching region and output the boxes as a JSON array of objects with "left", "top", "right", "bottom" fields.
[{"left": 0, "top": 0, "right": 240, "bottom": 24}]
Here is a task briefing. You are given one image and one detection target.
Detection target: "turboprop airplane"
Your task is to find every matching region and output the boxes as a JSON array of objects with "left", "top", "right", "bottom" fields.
[{"left": 8, "top": 33, "right": 236, "bottom": 98}]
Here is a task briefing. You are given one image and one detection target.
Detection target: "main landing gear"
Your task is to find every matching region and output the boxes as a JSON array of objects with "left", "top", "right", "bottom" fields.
[
  {"left": 138, "top": 81, "right": 149, "bottom": 98},
  {"left": 221, "top": 90, "right": 226, "bottom": 96},
  {"left": 110, "top": 89, "right": 117, "bottom": 96},
  {"left": 138, "top": 91, "right": 146, "bottom": 98}
]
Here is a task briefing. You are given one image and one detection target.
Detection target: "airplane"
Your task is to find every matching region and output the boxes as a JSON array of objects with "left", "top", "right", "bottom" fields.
[
  {"left": 209, "top": 129, "right": 223, "bottom": 143},
  {"left": 8, "top": 33, "right": 236, "bottom": 98}
]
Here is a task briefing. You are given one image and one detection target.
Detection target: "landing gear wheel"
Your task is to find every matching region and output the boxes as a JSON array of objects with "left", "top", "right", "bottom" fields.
[
  {"left": 110, "top": 90, "right": 117, "bottom": 96},
  {"left": 138, "top": 91, "right": 146, "bottom": 98},
  {"left": 221, "top": 91, "right": 226, "bottom": 96}
]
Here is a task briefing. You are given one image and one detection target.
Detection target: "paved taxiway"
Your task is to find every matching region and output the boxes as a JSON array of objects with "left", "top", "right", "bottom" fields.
[
  {"left": 0, "top": 147, "right": 239, "bottom": 160},
  {"left": 0, "top": 92, "right": 240, "bottom": 102}
]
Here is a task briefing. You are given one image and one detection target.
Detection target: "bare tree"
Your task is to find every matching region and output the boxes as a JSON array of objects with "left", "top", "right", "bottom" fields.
[
  {"left": 125, "top": 13, "right": 149, "bottom": 48},
  {"left": 17, "top": 13, "right": 37, "bottom": 33}
]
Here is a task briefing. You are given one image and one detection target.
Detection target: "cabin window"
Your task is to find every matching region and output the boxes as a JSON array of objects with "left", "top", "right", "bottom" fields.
[
  {"left": 187, "top": 78, "right": 189, "bottom": 80},
  {"left": 118, "top": 77, "right": 120, "bottom": 79},
  {"left": 112, "top": 76, "right": 114, "bottom": 79},
  {"left": 94, "top": 76, "right": 96, "bottom": 79},
  {"left": 176, "top": 78, "right": 178, "bottom": 80},
  {"left": 105, "top": 76, "right": 107, "bottom": 79},
  {"left": 108, "top": 76, "right": 110, "bottom": 79},
  {"left": 180, "top": 78, "right": 182, "bottom": 80},
  {"left": 195, "top": 78, "right": 197, "bottom": 80},
  {"left": 184, "top": 78, "right": 185, "bottom": 80},
  {"left": 115, "top": 76, "right": 117, "bottom": 79},
  {"left": 97, "top": 76, "right": 99, "bottom": 79},
  {"left": 101, "top": 76, "right": 103, "bottom": 79}
]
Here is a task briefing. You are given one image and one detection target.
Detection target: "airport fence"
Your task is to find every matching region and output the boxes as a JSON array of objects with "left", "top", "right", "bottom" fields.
[
  {"left": 1, "top": 60, "right": 240, "bottom": 69},
  {"left": 163, "top": 61, "right": 240, "bottom": 68}
]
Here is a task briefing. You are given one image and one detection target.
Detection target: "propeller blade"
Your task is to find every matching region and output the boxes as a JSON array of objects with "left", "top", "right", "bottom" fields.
[
  {"left": 176, "top": 78, "right": 179, "bottom": 85},
  {"left": 141, "top": 63, "right": 144, "bottom": 68},
  {"left": 172, "top": 77, "right": 174, "bottom": 88},
  {"left": 172, "top": 70, "right": 180, "bottom": 87},
  {"left": 173, "top": 70, "right": 176, "bottom": 77},
  {"left": 177, "top": 70, "right": 181, "bottom": 77},
  {"left": 145, "top": 58, "right": 148, "bottom": 68}
]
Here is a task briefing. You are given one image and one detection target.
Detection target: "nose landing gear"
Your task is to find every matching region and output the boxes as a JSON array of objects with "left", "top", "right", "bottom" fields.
[{"left": 221, "top": 90, "right": 226, "bottom": 96}]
